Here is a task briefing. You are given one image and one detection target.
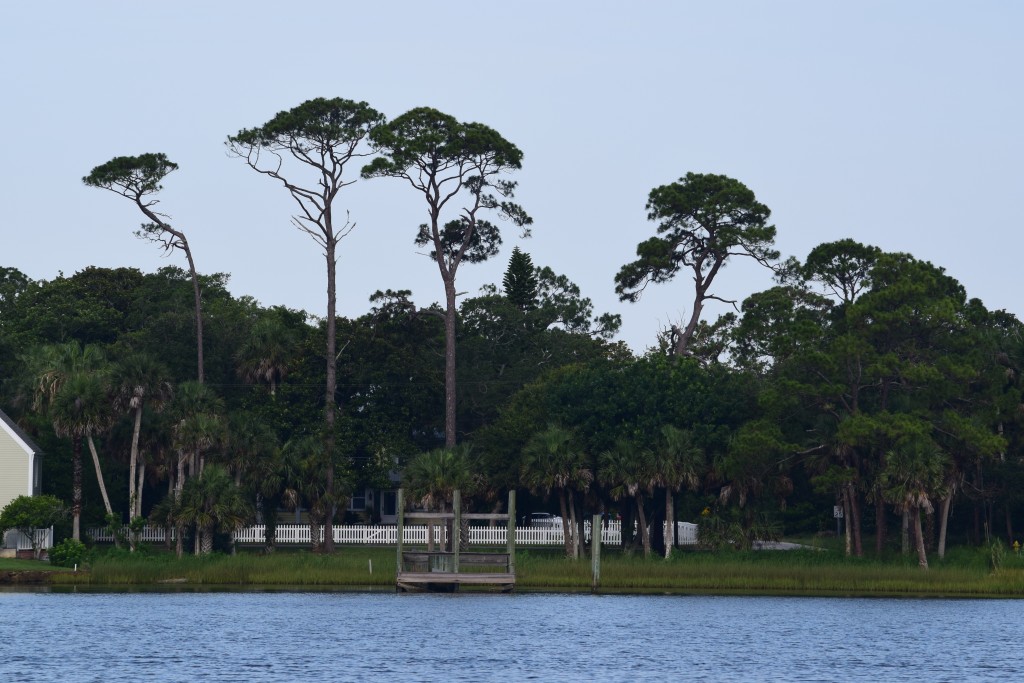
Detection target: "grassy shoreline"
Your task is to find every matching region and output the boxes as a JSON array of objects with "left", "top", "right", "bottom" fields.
[{"left": 5, "top": 544, "right": 1023, "bottom": 598}]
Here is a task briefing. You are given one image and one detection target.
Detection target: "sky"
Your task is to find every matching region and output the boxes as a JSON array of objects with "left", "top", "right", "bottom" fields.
[{"left": 2, "top": 2, "right": 1021, "bottom": 352}]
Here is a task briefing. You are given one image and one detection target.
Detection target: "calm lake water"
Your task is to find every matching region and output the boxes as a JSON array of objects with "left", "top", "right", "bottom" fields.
[{"left": 0, "top": 590, "right": 1020, "bottom": 682}]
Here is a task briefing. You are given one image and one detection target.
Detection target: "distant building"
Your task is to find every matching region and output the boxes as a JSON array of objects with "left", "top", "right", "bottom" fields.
[{"left": 0, "top": 408, "right": 43, "bottom": 549}]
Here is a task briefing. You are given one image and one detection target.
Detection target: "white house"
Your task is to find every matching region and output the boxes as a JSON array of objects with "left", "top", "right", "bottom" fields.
[{"left": 0, "top": 408, "right": 43, "bottom": 549}]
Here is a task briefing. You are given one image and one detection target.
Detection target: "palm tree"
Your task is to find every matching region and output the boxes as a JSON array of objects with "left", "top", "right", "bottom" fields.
[
  {"left": 522, "top": 425, "right": 592, "bottom": 559},
  {"left": 881, "top": 434, "right": 948, "bottom": 569},
  {"left": 652, "top": 425, "right": 704, "bottom": 559},
  {"left": 599, "top": 439, "right": 653, "bottom": 557},
  {"left": 112, "top": 352, "right": 173, "bottom": 522},
  {"left": 171, "top": 381, "right": 224, "bottom": 483},
  {"left": 235, "top": 316, "right": 298, "bottom": 397},
  {"left": 18, "top": 342, "right": 108, "bottom": 540},
  {"left": 280, "top": 434, "right": 352, "bottom": 553},
  {"left": 51, "top": 373, "right": 117, "bottom": 523},
  {"left": 170, "top": 382, "right": 225, "bottom": 556},
  {"left": 226, "top": 412, "right": 280, "bottom": 551},
  {"left": 403, "top": 446, "right": 478, "bottom": 552},
  {"left": 177, "top": 465, "right": 252, "bottom": 555}
]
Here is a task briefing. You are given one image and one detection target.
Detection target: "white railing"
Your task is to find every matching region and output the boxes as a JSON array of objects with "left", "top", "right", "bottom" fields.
[
  {"left": 4, "top": 527, "right": 54, "bottom": 551},
  {"left": 88, "top": 521, "right": 699, "bottom": 547}
]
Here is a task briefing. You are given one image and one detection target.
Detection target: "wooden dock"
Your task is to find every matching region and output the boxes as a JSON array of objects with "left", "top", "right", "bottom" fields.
[{"left": 395, "top": 490, "right": 516, "bottom": 592}]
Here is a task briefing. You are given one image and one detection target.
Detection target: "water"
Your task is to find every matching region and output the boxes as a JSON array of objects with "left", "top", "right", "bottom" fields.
[{"left": 1, "top": 591, "right": 1020, "bottom": 682}]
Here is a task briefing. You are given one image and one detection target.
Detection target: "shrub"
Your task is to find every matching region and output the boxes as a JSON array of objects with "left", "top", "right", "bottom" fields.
[{"left": 49, "top": 538, "right": 87, "bottom": 568}]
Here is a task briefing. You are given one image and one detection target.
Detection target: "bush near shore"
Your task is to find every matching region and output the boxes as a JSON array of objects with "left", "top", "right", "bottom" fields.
[{"left": 10, "top": 544, "right": 1019, "bottom": 597}]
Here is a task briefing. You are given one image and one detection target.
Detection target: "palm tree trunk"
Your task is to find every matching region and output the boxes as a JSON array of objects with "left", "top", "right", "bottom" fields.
[
  {"left": 567, "top": 489, "right": 579, "bottom": 560},
  {"left": 913, "top": 506, "right": 928, "bottom": 569},
  {"left": 938, "top": 494, "right": 952, "bottom": 559},
  {"left": 72, "top": 436, "right": 83, "bottom": 542},
  {"left": 135, "top": 459, "right": 145, "bottom": 519},
  {"left": 665, "top": 488, "right": 675, "bottom": 560},
  {"left": 201, "top": 526, "right": 214, "bottom": 554},
  {"left": 86, "top": 435, "right": 114, "bottom": 517},
  {"left": 129, "top": 405, "right": 143, "bottom": 521},
  {"left": 636, "top": 494, "right": 651, "bottom": 557},
  {"left": 558, "top": 489, "right": 572, "bottom": 558},
  {"left": 901, "top": 508, "right": 909, "bottom": 555}
]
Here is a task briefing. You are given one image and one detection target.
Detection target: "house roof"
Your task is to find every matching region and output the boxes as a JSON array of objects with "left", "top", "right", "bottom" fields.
[{"left": 0, "top": 408, "right": 43, "bottom": 457}]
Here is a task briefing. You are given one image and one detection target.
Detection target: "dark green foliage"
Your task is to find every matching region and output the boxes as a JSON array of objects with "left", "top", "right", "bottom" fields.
[
  {"left": 48, "top": 538, "right": 87, "bottom": 567},
  {"left": 0, "top": 495, "right": 66, "bottom": 559},
  {"left": 502, "top": 247, "right": 539, "bottom": 311},
  {"left": 615, "top": 172, "right": 778, "bottom": 304},
  {"left": 228, "top": 97, "right": 384, "bottom": 150},
  {"left": 82, "top": 153, "right": 178, "bottom": 195}
]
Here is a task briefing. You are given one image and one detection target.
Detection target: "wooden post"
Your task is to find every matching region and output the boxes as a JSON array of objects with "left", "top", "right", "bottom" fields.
[
  {"left": 396, "top": 488, "right": 404, "bottom": 576},
  {"left": 507, "top": 490, "right": 516, "bottom": 575},
  {"left": 591, "top": 513, "right": 601, "bottom": 592},
  {"left": 453, "top": 489, "right": 461, "bottom": 574}
]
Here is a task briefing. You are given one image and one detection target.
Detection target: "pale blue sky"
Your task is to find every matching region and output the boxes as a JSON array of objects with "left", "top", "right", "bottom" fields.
[{"left": 2, "top": 2, "right": 1020, "bottom": 351}]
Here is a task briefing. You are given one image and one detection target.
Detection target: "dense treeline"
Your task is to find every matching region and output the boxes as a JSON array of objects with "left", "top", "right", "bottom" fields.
[{"left": 2, "top": 98, "right": 1022, "bottom": 569}]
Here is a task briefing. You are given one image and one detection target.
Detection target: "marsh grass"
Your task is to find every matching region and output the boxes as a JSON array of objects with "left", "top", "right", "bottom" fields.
[
  {"left": 518, "top": 547, "right": 1024, "bottom": 596},
  {"left": 51, "top": 547, "right": 395, "bottom": 587},
  {"left": 42, "top": 544, "right": 1024, "bottom": 596}
]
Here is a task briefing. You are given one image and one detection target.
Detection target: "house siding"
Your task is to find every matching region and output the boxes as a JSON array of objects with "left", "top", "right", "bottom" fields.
[
  {"left": 0, "top": 431, "right": 31, "bottom": 512},
  {"left": 0, "top": 410, "right": 41, "bottom": 513}
]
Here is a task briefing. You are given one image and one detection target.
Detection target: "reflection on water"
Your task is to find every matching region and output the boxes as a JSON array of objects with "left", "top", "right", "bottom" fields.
[{"left": 1, "top": 592, "right": 1021, "bottom": 682}]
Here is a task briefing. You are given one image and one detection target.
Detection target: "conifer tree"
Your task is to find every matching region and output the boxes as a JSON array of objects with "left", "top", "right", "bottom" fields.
[{"left": 502, "top": 247, "right": 539, "bottom": 311}]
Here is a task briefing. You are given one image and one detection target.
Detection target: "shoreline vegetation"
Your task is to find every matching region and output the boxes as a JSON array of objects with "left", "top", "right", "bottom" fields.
[{"left": 5, "top": 544, "right": 1024, "bottom": 598}]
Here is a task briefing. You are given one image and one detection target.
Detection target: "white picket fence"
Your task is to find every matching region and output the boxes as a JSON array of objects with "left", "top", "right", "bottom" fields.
[
  {"left": 2, "top": 527, "right": 53, "bottom": 551},
  {"left": 88, "top": 521, "right": 698, "bottom": 547}
]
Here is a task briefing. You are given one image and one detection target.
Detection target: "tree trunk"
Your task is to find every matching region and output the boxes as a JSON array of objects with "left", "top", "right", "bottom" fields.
[
  {"left": 181, "top": 241, "right": 205, "bottom": 385},
  {"left": 636, "top": 495, "right": 651, "bottom": 557},
  {"left": 86, "top": 435, "right": 114, "bottom": 517},
  {"left": 262, "top": 495, "right": 277, "bottom": 554},
  {"left": 71, "top": 436, "right": 82, "bottom": 542},
  {"left": 129, "top": 405, "right": 143, "bottom": 521},
  {"left": 913, "top": 506, "right": 928, "bottom": 569},
  {"left": 901, "top": 509, "right": 909, "bottom": 556},
  {"left": 201, "top": 526, "right": 214, "bottom": 555},
  {"left": 673, "top": 282, "right": 706, "bottom": 357},
  {"left": 322, "top": 237, "right": 338, "bottom": 554},
  {"left": 665, "top": 488, "right": 675, "bottom": 560},
  {"left": 938, "top": 494, "right": 952, "bottom": 560},
  {"left": 558, "top": 489, "right": 572, "bottom": 558},
  {"left": 875, "top": 490, "right": 887, "bottom": 555},
  {"left": 842, "top": 488, "right": 852, "bottom": 557},
  {"left": 443, "top": 277, "right": 458, "bottom": 449},
  {"left": 620, "top": 505, "right": 634, "bottom": 552},
  {"left": 848, "top": 483, "right": 863, "bottom": 557},
  {"left": 136, "top": 459, "right": 145, "bottom": 519},
  {"left": 567, "top": 488, "right": 579, "bottom": 560},
  {"left": 309, "top": 515, "right": 321, "bottom": 554}
]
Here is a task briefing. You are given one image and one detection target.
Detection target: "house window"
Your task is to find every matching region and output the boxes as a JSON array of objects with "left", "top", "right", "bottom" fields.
[
  {"left": 33, "top": 457, "right": 41, "bottom": 494},
  {"left": 348, "top": 492, "right": 367, "bottom": 512}
]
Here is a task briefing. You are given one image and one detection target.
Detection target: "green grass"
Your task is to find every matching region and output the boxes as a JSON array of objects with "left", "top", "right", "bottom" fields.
[
  {"left": 31, "top": 543, "right": 1024, "bottom": 597},
  {"left": 0, "top": 557, "right": 56, "bottom": 571},
  {"left": 51, "top": 547, "right": 395, "bottom": 587}
]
